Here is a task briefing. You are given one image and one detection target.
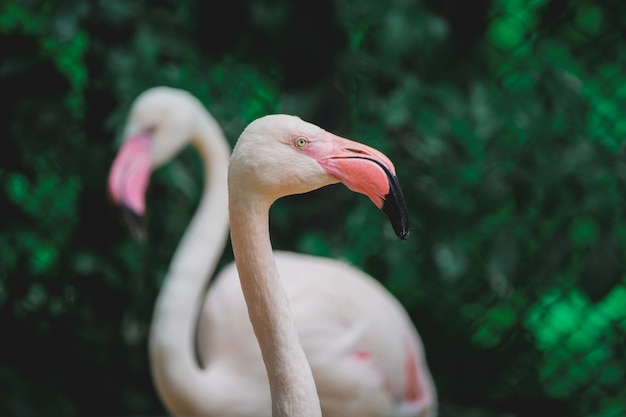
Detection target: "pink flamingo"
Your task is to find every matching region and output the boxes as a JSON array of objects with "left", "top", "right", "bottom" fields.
[{"left": 108, "top": 87, "right": 437, "bottom": 417}]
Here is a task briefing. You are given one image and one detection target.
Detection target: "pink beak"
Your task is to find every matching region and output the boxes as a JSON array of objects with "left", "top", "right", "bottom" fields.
[
  {"left": 307, "top": 133, "right": 409, "bottom": 240},
  {"left": 107, "top": 134, "right": 152, "bottom": 238}
]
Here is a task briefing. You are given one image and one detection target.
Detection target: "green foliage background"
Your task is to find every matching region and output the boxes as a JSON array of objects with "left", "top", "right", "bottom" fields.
[{"left": 1, "top": 0, "right": 624, "bottom": 416}]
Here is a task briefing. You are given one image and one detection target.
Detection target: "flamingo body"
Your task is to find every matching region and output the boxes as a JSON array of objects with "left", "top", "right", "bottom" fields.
[{"left": 202, "top": 251, "right": 435, "bottom": 417}]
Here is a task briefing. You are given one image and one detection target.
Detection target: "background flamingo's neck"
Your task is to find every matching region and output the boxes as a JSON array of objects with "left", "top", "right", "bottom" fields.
[
  {"left": 149, "top": 104, "right": 230, "bottom": 415},
  {"left": 229, "top": 194, "right": 322, "bottom": 417}
]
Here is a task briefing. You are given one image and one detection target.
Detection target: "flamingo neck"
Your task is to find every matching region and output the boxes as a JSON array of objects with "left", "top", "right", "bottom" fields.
[
  {"left": 149, "top": 106, "right": 230, "bottom": 415},
  {"left": 229, "top": 195, "right": 322, "bottom": 417}
]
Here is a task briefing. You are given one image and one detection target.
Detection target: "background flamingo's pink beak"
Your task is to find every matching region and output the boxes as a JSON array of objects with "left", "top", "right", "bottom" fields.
[
  {"left": 107, "top": 134, "right": 152, "bottom": 238},
  {"left": 311, "top": 134, "right": 410, "bottom": 240}
]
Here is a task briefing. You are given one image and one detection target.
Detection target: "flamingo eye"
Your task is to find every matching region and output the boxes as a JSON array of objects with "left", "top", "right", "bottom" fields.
[{"left": 295, "top": 137, "right": 309, "bottom": 148}]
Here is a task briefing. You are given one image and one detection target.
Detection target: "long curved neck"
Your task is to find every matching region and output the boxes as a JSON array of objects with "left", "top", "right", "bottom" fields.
[
  {"left": 149, "top": 105, "right": 230, "bottom": 415},
  {"left": 229, "top": 193, "right": 322, "bottom": 417}
]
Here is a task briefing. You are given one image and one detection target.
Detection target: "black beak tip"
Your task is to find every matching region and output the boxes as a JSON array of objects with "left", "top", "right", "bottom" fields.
[
  {"left": 382, "top": 199, "right": 410, "bottom": 241},
  {"left": 121, "top": 205, "right": 146, "bottom": 240},
  {"left": 350, "top": 156, "right": 410, "bottom": 240},
  {"left": 381, "top": 174, "right": 410, "bottom": 241}
]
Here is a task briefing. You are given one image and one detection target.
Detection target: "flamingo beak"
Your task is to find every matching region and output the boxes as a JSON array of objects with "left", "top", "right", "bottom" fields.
[
  {"left": 107, "top": 134, "right": 152, "bottom": 239},
  {"left": 312, "top": 133, "right": 410, "bottom": 240}
]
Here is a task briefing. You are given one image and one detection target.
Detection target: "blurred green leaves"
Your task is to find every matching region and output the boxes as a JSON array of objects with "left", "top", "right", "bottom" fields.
[
  {"left": 0, "top": 2, "right": 88, "bottom": 117},
  {"left": 2, "top": 160, "right": 80, "bottom": 278},
  {"left": 526, "top": 284, "right": 626, "bottom": 414}
]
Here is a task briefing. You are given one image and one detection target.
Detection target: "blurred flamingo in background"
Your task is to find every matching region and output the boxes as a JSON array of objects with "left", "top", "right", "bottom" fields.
[{"left": 108, "top": 87, "right": 437, "bottom": 417}]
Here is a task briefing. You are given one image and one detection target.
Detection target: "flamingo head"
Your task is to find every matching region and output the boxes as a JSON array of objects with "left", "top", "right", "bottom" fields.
[
  {"left": 107, "top": 87, "right": 202, "bottom": 237},
  {"left": 229, "top": 115, "right": 409, "bottom": 240}
]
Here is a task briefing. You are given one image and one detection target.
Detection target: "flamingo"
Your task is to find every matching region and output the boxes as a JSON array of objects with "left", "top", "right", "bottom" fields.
[{"left": 108, "top": 87, "right": 437, "bottom": 417}]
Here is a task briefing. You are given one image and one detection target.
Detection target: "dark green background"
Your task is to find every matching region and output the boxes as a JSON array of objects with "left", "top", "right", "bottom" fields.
[{"left": 1, "top": 0, "right": 625, "bottom": 416}]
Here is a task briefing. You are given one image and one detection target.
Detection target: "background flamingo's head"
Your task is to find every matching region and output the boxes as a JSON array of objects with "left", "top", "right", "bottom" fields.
[
  {"left": 107, "top": 87, "right": 202, "bottom": 237},
  {"left": 123, "top": 86, "right": 202, "bottom": 167},
  {"left": 229, "top": 115, "right": 409, "bottom": 240}
]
